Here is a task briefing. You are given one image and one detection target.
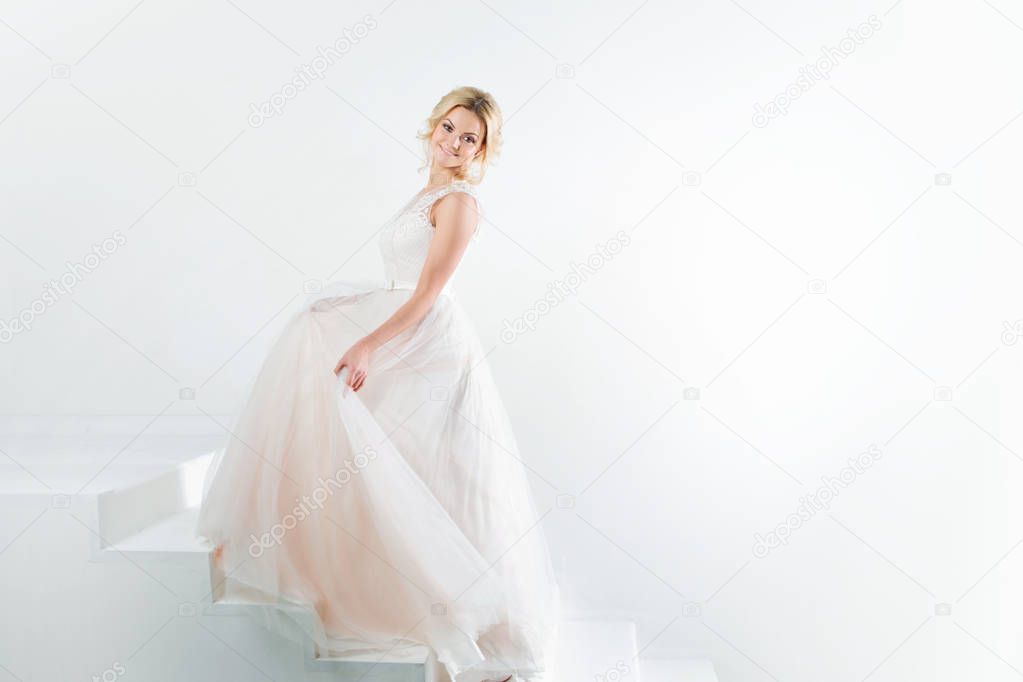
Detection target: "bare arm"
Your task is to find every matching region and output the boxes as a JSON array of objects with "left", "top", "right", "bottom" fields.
[{"left": 334, "top": 191, "right": 481, "bottom": 389}]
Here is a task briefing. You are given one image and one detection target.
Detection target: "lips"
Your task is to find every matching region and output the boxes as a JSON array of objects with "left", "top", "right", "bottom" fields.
[{"left": 440, "top": 145, "right": 457, "bottom": 157}]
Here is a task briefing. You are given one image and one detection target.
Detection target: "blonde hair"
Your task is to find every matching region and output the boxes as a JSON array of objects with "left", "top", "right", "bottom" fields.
[{"left": 416, "top": 86, "right": 503, "bottom": 184}]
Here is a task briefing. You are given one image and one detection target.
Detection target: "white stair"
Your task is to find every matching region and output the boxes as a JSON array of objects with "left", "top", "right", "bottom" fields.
[
  {"left": 82, "top": 449, "right": 717, "bottom": 682},
  {"left": 87, "top": 451, "right": 432, "bottom": 681}
]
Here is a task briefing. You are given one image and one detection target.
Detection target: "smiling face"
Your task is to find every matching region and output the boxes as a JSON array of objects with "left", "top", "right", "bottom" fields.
[{"left": 429, "top": 106, "right": 484, "bottom": 172}]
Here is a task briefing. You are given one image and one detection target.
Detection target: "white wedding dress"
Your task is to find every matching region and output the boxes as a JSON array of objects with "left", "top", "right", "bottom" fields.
[{"left": 195, "top": 180, "right": 561, "bottom": 682}]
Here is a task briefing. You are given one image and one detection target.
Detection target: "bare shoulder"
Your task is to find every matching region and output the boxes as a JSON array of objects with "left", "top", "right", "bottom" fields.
[
  {"left": 430, "top": 186, "right": 481, "bottom": 228},
  {"left": 435, "top": 185, "right": 480, "bottom": 211}
]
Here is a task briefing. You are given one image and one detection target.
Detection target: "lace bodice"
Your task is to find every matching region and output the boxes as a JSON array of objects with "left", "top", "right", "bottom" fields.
[{"left": 377, "top": 180, "right": 482, "bottom": 298}]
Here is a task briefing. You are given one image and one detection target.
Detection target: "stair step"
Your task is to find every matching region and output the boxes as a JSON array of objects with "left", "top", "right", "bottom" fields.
[
  {"left": 82, "top": 446, "right": 692, "bottom": 682},
  {"left": 307, "top": 644, "right": 430, "bottom": 681},
  {"left": 107, "top": 506, "right": 209, "bottom": 554},
  {"left": 91, "top": 505, "right": 212, "bottom": 571},
  {"left": 93, "top": 451, "right": 214, "bottom": 552},
  {"left": 307, "top": 660, "right": 426, "bottom": 682}
]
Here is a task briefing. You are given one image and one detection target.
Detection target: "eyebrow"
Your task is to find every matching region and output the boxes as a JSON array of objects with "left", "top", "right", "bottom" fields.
[{"left": 444, "top": 118, "right": 480, "bottom": 137}]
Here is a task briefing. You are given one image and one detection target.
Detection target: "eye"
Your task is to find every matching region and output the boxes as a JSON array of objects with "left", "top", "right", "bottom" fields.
[
  {"left": 463, "top": 136, "right": 477, "bottom": 145},
  {"left": 443, "top": 123, "right": 453, "bottom": 132}
]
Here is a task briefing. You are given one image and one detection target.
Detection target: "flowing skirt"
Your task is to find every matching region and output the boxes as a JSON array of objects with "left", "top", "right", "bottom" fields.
[{"left": 195, "top": 281, "right": 561, "bottom": 682}]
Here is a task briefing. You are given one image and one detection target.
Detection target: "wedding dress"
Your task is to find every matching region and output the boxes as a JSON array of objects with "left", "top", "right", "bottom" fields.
[{"left": 195, "top": 180, "right": 561, "bottom": 682}]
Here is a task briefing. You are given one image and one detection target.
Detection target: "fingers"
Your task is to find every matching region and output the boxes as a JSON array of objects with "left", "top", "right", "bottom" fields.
[{"left": 335, "top": 363, "right": 366, "bottom": 391}]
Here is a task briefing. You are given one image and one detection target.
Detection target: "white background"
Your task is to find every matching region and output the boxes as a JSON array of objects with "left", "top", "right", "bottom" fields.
[{"left": 3, "top": 0, "right": 1023, "bottom": 680}]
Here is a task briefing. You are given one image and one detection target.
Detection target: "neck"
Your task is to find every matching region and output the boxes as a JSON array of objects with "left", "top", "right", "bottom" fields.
[{"left": 426, "top": 165, "right": 460, "bottom": 190}]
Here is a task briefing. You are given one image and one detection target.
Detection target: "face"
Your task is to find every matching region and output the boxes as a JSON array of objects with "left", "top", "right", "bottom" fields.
[{"left": 429, "top": 106, "right": 484, "bottom": 171}]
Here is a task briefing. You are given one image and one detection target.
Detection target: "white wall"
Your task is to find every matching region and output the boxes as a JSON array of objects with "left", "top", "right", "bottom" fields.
[{"left": 3, "top": 1, "right": 1023, "bottom": 680}]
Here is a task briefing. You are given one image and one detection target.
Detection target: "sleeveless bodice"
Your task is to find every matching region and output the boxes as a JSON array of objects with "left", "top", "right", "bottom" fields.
[{"left": 377, "top": 180, "right": 482, "bottom": 299}]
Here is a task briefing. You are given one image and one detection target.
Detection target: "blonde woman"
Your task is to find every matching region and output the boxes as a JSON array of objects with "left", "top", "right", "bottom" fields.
[{"left": 196, "top": 86, "right": 560, "bottom": 682}]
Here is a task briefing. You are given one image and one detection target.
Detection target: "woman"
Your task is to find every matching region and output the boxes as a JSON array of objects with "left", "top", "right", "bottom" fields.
[{"left": 195, "top": 86, "right": 561, "bottom": 682}]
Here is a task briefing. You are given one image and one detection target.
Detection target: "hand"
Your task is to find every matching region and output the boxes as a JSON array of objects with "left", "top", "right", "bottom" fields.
[{"left": 334, "top": 339, "right": 372, "bottom": 392}]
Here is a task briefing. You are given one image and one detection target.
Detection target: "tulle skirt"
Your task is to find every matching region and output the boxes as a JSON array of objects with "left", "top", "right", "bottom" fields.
[{"left": 195, "top": 280, "right": 561, "bottom": 682}]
